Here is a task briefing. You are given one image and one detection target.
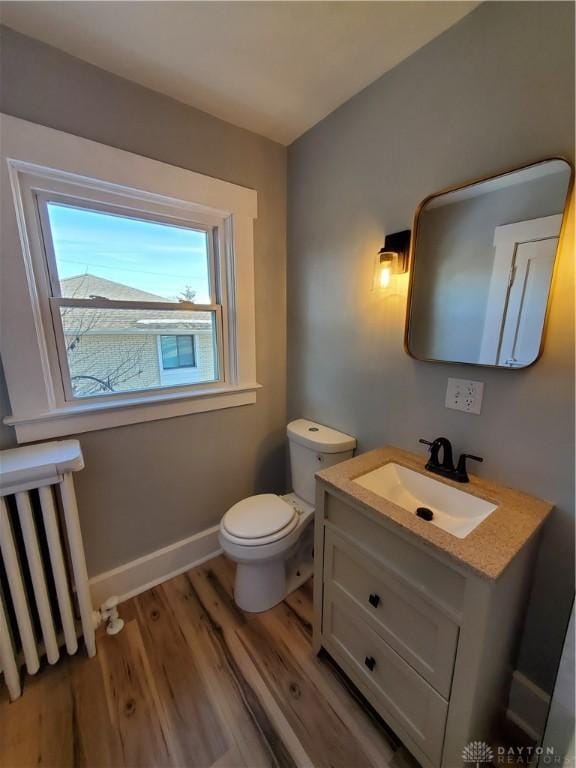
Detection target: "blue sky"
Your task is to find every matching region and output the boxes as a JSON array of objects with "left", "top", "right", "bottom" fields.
[{"left": 47, "top": 203, "right": 211, "bottom": 303}]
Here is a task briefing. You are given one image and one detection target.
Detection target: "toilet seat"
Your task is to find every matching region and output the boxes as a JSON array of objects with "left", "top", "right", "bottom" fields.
[{"left": 221, "top": 494, "right": 298, "bottom": 546}]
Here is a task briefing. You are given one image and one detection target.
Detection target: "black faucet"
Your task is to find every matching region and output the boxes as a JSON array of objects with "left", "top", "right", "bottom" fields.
[
  {"left": 454, "top": 452, "right": 484, "bottom": 483},
  {"left": 419, "top": 437, "right": 455, "bottom": 477},
  {"left": 419, "top": 437, "right": 483, "bottom": 483}
]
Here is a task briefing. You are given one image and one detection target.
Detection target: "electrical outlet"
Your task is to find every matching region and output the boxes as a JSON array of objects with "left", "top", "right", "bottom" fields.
[{"left": 445, "top": 378, "right": 484, "bottom": 414}]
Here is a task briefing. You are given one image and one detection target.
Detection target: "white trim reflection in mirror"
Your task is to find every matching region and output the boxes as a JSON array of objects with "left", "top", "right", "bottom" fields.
[{"left": 406, "top": 158, "right": 572, "bottom": 368}]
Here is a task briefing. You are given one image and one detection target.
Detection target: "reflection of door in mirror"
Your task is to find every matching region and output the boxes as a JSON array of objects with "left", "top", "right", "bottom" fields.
[
  {"left": 480, "top": 215, "right": 561, "bottom": 367},
  {"left": 407, "top": 159, "right": 572, "bottom": 368}
]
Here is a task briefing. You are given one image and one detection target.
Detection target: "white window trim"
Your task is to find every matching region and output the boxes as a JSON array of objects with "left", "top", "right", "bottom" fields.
[{"left": 0, "top": 114, "right": 260, "bottom": 442}]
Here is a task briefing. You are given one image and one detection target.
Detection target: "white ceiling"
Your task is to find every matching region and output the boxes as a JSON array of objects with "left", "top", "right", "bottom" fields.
[{"left": 1, "top": 1, "right": 479, "bottom": 145}]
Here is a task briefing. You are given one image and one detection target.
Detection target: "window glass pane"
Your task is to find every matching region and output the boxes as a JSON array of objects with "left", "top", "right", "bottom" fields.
[
  {"left": 46, "top": 203, "right": 212, "bottom": 304},
  {"left": 160, "top": 336, "right": 179, "bottom": 369},
  {"left": 59, "top": 307, "right": 218, "bottom": 398},
  {"left": 176, "top": 336, "right": 195, "bottom": 367},
  {"left": 160, "top": 336, "right": 196, "bottom": 369}
]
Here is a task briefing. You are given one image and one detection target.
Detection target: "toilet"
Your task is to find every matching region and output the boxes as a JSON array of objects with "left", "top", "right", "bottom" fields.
[{"left": 219, "top": 418, "right": 356, "bottom": 612}]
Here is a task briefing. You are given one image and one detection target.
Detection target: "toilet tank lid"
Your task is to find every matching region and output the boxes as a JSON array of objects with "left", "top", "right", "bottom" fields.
[{"left": 287, "top": 419, "right": 356, "bottom": 453}]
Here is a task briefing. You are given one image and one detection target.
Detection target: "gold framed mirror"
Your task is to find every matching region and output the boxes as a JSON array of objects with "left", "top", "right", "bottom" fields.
[{"left": 405, "top": 158, "right": 573, "bottom": 368}]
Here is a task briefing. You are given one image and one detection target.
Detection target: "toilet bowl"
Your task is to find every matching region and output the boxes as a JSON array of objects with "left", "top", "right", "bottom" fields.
[{"left": 219, "top": 419, "right": 356, "bottom": 612}]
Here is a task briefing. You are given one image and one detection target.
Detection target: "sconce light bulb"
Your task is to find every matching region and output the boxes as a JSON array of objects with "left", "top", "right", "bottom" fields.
[{"left": 379, "top": 264, "right": 392, "bottom": 288}]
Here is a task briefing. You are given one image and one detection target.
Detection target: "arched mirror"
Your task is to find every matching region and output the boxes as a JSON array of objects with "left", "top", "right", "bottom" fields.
[{"left": 405, "top": 158, "right": 573, "bottom": 368}]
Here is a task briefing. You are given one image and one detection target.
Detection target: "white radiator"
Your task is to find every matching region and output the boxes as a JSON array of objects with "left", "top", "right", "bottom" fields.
[{"left": 0, "top": 439, "right": 95, "bottom": 701}]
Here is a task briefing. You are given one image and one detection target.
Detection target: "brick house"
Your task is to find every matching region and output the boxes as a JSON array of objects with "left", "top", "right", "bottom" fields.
[{"left": 61, "top": 274, "right": 217, "bottom": 397}]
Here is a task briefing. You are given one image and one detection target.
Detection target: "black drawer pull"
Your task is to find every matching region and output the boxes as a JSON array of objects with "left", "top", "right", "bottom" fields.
[
  {"left": 368, "top": 593, "right": 380, "bottom": 608},
  {"left": 364, "top": 655, "right": 376, "bottom": 672}
]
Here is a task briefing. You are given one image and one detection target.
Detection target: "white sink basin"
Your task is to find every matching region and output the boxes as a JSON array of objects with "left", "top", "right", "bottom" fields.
[{"left": 353, "top": 462, "right": 497, "bottom": 539}]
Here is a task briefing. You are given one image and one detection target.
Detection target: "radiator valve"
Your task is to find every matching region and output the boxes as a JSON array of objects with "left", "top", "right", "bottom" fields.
[{"left": 98, "top": 596, "right": 125, "bottom": 636}]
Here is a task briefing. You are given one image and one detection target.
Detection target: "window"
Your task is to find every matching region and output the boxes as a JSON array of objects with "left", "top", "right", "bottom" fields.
[
  {"left": 39, "top": 200, "right": 220, "bottom": 399},
  {"left": 1, "top": 114, "right": 259, "bottom": 441},
  {"left": 160, "top": 336, "right": 196, "bottom": 370}
]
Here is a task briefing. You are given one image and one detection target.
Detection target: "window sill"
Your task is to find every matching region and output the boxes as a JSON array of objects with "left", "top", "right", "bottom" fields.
[{"left": 5, "top": 384, "right": 261, "bottom": 443}]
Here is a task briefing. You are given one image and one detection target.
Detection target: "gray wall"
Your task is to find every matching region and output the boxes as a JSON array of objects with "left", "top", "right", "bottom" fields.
[
  {"left": 288, "top": 1, "right": 574, "bottom": 692},
  {"left": 411, "top": 170, "right": 570, "bottom": 363},
  {"left": 0, "top": 26, "right": 287, "bottom": 575}
]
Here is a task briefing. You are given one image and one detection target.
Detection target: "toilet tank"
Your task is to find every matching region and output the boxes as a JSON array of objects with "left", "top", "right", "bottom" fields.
[{"left": 287, "top": 419, "right": 356, "bottom": 505}]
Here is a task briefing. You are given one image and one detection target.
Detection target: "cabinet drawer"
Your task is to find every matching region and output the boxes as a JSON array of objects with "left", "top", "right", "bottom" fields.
[
  {"left": 323, "top": 589, "right": 448, "bottom": 767},
  {"left": 324, "top": 529, "right": 458, "bottom": 697},
  {"left": 324, "top": 491, "right": 465, "bottom": 618}
]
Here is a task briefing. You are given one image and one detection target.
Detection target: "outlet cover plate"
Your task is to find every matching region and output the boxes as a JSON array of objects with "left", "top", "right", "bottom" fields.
[{"left": 445, "top": 378, "right": 484, "bottom": 414}]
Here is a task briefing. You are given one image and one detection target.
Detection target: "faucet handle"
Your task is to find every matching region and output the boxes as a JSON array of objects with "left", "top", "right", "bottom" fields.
[
  {"left": 419, "top": 439, "right": 434, "bottom": 449},
  {"left": 455, "top": 453, "right": 483, "bottom": 483}
]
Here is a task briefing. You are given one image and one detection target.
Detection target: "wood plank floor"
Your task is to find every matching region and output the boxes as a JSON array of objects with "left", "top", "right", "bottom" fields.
[{"left": 0, "top": 555, "right": 417, "bottom": 768}]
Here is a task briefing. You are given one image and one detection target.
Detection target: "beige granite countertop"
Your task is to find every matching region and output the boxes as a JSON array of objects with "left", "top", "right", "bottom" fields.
[{"left": 316, "top": 446, "right": 553, "bottom": 581}]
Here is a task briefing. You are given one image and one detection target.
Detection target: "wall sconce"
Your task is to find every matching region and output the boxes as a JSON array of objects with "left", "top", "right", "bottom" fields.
[{"left": 376, "top": 229, "right": 411, "bottom": 288}]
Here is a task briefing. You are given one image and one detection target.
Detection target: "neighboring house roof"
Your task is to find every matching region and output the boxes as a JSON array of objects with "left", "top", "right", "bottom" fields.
[
  {"left": 61, "top": 274, "right": 212, "bottom": 334},
  {"left": 62, "top": 273, "right": 167, "bottom": 302}
]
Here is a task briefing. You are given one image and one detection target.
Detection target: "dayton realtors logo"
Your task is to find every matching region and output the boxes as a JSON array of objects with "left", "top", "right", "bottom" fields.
[
  {"left": 463, "top": 740, "right": 565, "bottom": 766},
  {"left": 495, "top": 746, "right": 564, "bottom": 765},
  {"left": 462, "top": 741, "right": 494, "bottom": 768}
]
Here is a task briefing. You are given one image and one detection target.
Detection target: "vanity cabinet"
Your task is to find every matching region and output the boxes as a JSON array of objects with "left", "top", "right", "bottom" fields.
[{"left": 313, "top": 484, "right": 542, "bottom": 768}]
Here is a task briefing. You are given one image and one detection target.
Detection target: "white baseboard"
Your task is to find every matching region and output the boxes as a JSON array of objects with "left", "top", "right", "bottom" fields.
[
  {"left": 506, "top": 670, "right": 551, "bottom": 742},
  {"left": 89, "top": 525, "right": 222, "bottom": 606}
]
